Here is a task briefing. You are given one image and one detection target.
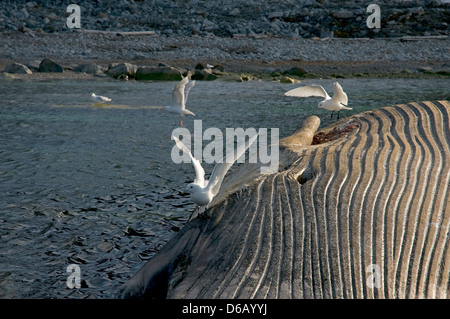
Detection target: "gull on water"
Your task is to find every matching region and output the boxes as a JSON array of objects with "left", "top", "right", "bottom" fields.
[
  {"left": 172, "top": 133, "right": 258, "bottom": 220},
  {"left": 91, "top": 93, "right": 111, "bottom": 104},
  {"left": 160, "top": 77, "right": 196, "bottom": 126},
  {"left": 284, "top": 82, "right": 351, "bottom": 119}
]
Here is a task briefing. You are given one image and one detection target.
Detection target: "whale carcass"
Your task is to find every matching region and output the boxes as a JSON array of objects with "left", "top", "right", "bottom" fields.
[{"left": 118, "top": 101, "right": 450, "bottom": 299}]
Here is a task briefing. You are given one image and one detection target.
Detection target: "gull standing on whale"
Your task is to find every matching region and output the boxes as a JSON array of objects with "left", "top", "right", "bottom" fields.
[
  {"left": 161, "top": 77, "right": 196, "bottom": 126},
  {"left": 172, "top": 133, "right": 258, "bottom": 220},
  {"left": 284, "top": 82, "right": 351, "bottom": 119}
]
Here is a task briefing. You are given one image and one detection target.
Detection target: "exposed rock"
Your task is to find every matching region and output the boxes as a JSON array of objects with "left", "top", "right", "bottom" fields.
[
  {"left": 283, "top": 66, "right": 309, "bottom": 77},
  {"left": 333, "top": 9, "right": 354, "bottom": 19},
  {"left": 107, "top": 62, "right": 138, "bottom": 78},
  {"left": 320, "top": 29, "right": 334, "bottom": 39},
  {"left": 217, "top": 73, "right": 244, "bottom": 82},
  {"left": 279, "top": 75, "right": 301, "bottom": 83},
  {"left": 39, "top": 58, "right": 63, "bottom": 72},
  {"left": 268, "top": 12, "right": 284, "bottom": 20},
  {"left": 212, "top": 64, "right": 225, "bottom": 72},
  {"left": 4, "top": 62, "right": 32, "bottom": 74},
  {"left": 17, "top": 7, "right": 30, "bottom": 19},
  {"left": 73, "top": 63, "right": 102, "bottom": 74},
  {"left": 191, "top": 68, "right": 217, "bottom": 81},
  {"left": 18, "top": 25, "right": 32, "bottom": 33},
  {"left": 135, "top": 65, "right": 183, "bottom": 81},
  {"left": 240, "top": 73, "right": 256, "bottom": 81},
  {"left": 194, "top": 63, "right": 205, "bottom": 70},
  {"left": 228, "top": 8, "right": 241, "bottom": 16},
  {"left": 425, "top": 0, "right": 446, "bottom": 7}
]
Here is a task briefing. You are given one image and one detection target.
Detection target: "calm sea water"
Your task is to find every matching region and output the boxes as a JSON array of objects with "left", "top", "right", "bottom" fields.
[{"left": 0, "top": 76, "right": 449, "bottom": 298}]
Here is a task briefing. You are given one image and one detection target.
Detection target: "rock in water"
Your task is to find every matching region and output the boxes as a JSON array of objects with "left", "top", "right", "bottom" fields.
[
  {"left": 73, "top": 63, "right": 102, "bottom": 75},
  {"left": 283, "top": 66, "right": 309, "bottom": 77},
  {"left": 279, "top": 76, "right": 301, "bottom": 84},
  {"left": 191, "top": 68, "right": 218, "bottom": 81},
  {"left": 107, "top": 62, "right": 138, "bottom": 78},
  {"left": 4, "top": 62, "right": 32, "bottom": 74},
  {"left": 39, "top": 58, "right": 63, "bottom": 72},
  {"left": 118, "top": 101, "right": 450, "bottom": 299},
  {"left": 135, "top": 65, "right": 183, "bottom": 81}
]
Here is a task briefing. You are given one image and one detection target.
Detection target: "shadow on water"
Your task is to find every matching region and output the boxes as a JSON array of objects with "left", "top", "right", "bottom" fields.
[{"left": 0, "top": 77, "right": 448, "bottom": 298}]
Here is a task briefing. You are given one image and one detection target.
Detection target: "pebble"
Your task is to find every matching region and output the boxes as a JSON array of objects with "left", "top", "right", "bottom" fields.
[
  {"left": 228, "top": 8, "right": 241, "bottom": 16},
  {"left": 333, "top": 9, "right": 354, "bottom": 19}
]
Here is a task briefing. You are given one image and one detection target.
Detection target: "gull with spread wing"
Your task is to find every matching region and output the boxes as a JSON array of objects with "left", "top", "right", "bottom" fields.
[
  {"left": 172, "top": 133, "right": 258, "bottom": 220},
  {"left": 284, "top": 82, "right": 351, "bottom": 119},
  {"left": 160, "top": 77, "right": 196, "bottom": 126}
]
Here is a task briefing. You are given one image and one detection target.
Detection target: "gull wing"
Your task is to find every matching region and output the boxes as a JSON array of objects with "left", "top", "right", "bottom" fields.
[
  {"left": 184, "top": 80, "right": 196, "bottom": 103},
  {"left": 206, "top": 133, "right": 259, "bottom": 197},
  {"left": 172, "top": 135, "right": 205, "bottom": 186},
  {"left": 172, "top": 77, "right": 190, "bottom": 108},
  {"left": 99, "top": 95, "right": 111, "bottom": 102},
  {"left": 332, "top": 82, "right": 348, "bottom": 105},
  {"left": 284, "top": 85, "right": 330, "bottom": 99}
]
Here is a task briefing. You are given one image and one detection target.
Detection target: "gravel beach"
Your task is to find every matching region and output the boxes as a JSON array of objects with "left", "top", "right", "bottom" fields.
[
  {"left": 2, "top": 30, "right": 449, "bottom": 79},
  {"left": 0, "top": 0, "right": 449, "bottom": 79}
]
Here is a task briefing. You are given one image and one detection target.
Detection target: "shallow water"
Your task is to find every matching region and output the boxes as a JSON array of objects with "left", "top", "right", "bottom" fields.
[{"left": 0, "top": 76, "right": 448, "bottom": 298}]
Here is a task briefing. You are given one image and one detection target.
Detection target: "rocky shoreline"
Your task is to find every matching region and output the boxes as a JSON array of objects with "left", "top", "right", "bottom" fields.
[
  {"left": 2, "top": 29, "right": 449, "bottom": 81},
  {"left": 2, "top": 0, "right": 449, "bottom": 38},
  {"left": 1, "top": 0, "right": 449, "bottom": 80}
]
